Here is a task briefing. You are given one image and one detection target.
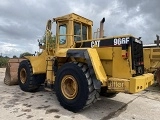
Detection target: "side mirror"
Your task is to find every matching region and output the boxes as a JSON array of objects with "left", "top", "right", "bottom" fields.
[{"left": 46, "top": 20, "right": 52, "bottom": 30}]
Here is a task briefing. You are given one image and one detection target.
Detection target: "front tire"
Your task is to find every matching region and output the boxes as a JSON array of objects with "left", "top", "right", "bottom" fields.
[
  {"left": 55, "top": 62, "right": 100, "bottom": 112},
  {"left": 18, "top": 60, "right": 43, "bottom": 92}
]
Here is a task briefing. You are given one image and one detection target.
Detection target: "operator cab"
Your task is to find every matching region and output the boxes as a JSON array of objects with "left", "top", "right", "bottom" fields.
[{"left": 54, "top": 13, "right": 93, "bottom": 48}]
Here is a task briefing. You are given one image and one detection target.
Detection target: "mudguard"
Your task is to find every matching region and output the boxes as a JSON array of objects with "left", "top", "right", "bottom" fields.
[{"left": 67, "top": 48, "right": 107, "bottom": 89}]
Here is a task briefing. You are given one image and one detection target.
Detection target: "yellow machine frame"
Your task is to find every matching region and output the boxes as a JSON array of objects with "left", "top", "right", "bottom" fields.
[
  {"left": 24, "top": 13, "right": 154, "bottom": 94},
  {"left": 143, "top": 35, "right": 160, "bottom": 85}
]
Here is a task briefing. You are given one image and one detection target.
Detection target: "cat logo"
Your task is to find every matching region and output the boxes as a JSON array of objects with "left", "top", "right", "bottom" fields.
[
  {"left": 114, "top": 37, "right": 130, "bottom": 45},
  {"left": 91, "top": 40, "right": 100, "bottom": 48}
]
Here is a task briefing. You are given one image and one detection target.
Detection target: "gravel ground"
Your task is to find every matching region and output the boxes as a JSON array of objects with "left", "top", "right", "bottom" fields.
[{"left": 1, "top": 68, "right": 160, "bottom": 120}]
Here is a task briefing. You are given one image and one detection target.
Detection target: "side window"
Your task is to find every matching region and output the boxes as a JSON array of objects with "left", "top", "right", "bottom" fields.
[
  {"left": 74, "top": 22, "right": 88, "bottom": 41},
  {"left": 74, "top": 23, "right": 81, "bottom": 41},
  {"left": 82, "top": 25, "right": 87, "bottom": 40},
  {"left": 59, "top": 24, "right": 67, "bottom": 45}
]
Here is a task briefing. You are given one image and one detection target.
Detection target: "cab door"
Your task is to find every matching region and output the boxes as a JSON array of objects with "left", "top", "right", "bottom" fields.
[{"left": 58, "top": 22, "right": 68, "bottom": 48}]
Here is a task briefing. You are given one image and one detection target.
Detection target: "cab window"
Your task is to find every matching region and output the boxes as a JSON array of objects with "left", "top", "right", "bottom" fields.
[
  {"left": 82, "top": 25, "right": 87, "bottom": 40},
  {"left": 74, "top": 22, "right": 88, "bottom": 41},
  {"left": 74, "top": 23, "right": 81, "bottom": 41},
  {"left": 59, "top": 24, "right": 67, "bottom": 44}
]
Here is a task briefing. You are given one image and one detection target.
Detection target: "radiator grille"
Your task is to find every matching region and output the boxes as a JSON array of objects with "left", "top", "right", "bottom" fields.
[{"left": 131, "top": 39, "right": 144, "bottom": 76}]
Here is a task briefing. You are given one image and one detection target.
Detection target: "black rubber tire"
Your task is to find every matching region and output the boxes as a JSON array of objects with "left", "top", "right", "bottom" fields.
[
  {"left": 154, "top": 69, "right": 160, "bottom": 86},
  {"left": 100, "top": 87, "right": 117, "bottom": 98},
  {"left": 18, "top": 60, "right": 45, "bottom": 92},
  {"left": 55, "top": 62, "right": 100, "bottom": 112}
]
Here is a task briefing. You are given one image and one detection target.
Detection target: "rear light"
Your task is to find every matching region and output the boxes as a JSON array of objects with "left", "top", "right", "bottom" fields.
[
  {"left": 122, "top": 50, "right": 128, "bottom": 59},
  {"left": 138, "top": 62, "right": 144, "bottom": 65},
  {"left": 122, "top": 44, "right": 129, "bottom": 59}
]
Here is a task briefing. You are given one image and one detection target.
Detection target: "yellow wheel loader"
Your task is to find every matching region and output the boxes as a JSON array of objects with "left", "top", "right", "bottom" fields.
[
  {"left": 143, "top": 35, "right": 160, "bottom": 85},
  {"left": 5, "top": 13, "right": 154, "bottom": 112}
]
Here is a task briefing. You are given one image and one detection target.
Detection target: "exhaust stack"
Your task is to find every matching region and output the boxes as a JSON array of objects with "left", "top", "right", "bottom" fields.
[
  {"left": 156, "top": 35, "right": 159, "bottom": 47},
  {"left": 99, "top": 17, "right": 105, "bottom": 38}
]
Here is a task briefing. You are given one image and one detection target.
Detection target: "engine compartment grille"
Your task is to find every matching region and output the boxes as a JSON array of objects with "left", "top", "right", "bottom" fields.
[{"left": 131, "top": 38, "right": 144, "bottom": 76}]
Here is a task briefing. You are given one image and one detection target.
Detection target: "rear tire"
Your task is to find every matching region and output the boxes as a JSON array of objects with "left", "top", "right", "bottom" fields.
[
  {"left": 100, "top": 87, "right": 117, "bottom": 98},
  {"left": 155, "top": 69, "right": 160, "bottom": 86},
  {"left": 18, "top": 60, "right": 44, "bottom": 92},
  {"left": 55, "top": 62, "right": 100, "bottom": 112}
]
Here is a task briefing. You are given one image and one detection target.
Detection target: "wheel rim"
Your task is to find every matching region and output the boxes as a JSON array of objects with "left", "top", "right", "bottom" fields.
[
  {"left": 61, "top": 75, "right": 78, "bottom": 99},
  {"left": 20, "top": 68, "right": 27, "bottom": 84}
]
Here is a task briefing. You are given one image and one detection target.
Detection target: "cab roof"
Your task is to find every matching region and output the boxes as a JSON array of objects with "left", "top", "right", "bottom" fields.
[{"left": 54, "top": 13, "right": 93, "bottom": 26}]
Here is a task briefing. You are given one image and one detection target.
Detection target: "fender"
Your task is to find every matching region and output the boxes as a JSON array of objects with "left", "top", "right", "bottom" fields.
[
  {"left": 67, "top": 48, "right": 107, "bottom": 89},
  {"left": 24, "top": 51, "right": 47, "bottom": 74}
]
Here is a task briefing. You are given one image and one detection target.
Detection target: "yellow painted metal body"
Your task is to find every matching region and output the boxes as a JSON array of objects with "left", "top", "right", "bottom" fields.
[
  {"left": 25, "top": 51, "right": 47, "bottom": 74},
  {"left": 26, "top": 13, "right": 153, "bottom": 94},
  {"left": 94, "top": 45, "right": 154, "bottom": 93},
  {"left": 107, "top": 73, "right": 154, "bottom": 93},
  {"left": 143, "top": 48, "right": 160, "bottom": 73},
  {"left": 129, "top": 73, "right": 154, "bottom": 93},
  {"left": 87, "top": 48, "right": 107, "bottom": 85}
]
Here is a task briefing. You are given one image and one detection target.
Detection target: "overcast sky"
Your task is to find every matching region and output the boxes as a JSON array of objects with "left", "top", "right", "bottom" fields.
[{"left": 0, "top": 0, "right": 160, "bottom": 57}]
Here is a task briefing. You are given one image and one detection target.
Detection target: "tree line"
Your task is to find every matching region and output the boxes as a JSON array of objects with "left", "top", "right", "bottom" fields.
[{"left": 0, "top": 34, "right": 56, "bottom": 67}]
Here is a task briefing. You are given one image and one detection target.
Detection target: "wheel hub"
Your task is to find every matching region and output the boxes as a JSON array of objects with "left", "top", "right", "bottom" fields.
[
  {"left": 61, "top": 75, "right": 78, "bottom": 99},
  {"left": 20, "top": 68, "right": 27, "bottom": 84}
]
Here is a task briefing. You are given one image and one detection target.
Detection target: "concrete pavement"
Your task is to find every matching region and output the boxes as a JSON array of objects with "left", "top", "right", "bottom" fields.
[{"left": 1, "top": 68, "right": 160, "bottom": 120}]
